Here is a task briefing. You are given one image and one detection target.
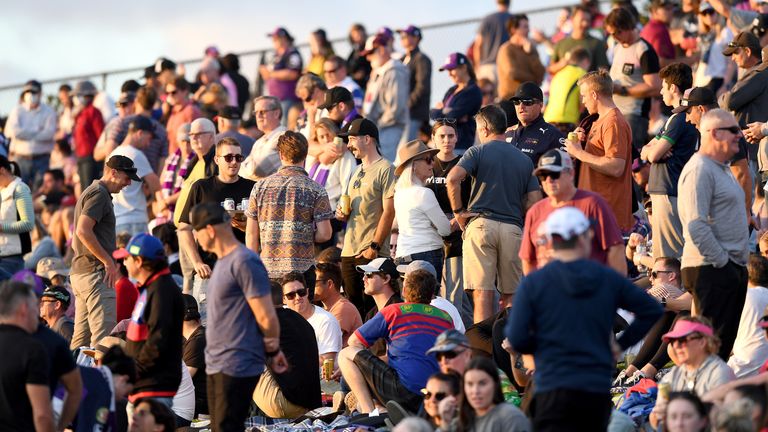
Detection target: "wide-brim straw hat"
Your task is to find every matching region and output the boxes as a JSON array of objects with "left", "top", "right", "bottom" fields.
[{"left": 395, "top": 140, "right": 439, "bottom": 176}]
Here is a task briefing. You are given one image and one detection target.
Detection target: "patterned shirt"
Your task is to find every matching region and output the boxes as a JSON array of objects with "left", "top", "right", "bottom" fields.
[
  {"left": 160, "top": 149, "right": 195, "bottom": 212},
  {"left": 245, "top": 165, "right": 333, "bottom": 278}
]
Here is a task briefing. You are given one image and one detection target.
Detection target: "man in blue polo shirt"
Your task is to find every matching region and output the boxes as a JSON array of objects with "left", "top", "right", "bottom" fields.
[
  {"left": 640, "top": 63, "right": 698, "bottom": 259},
  {"left": 507, "top": 82, "right": 565, "bottom": 166},
  {"left": 338, "top": 268, "right": 452, "bottom": 413}
]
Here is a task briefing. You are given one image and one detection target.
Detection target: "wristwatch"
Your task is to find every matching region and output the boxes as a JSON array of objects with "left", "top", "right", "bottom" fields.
[
  {"left": 369, "top": 242, "right": 381, "bottom": 251},
  {"left": 619, "top": 86, "right": 629, "bottom": 96},
  {"left": 661, "top": 297, "right": 667, "bottom": 307}
]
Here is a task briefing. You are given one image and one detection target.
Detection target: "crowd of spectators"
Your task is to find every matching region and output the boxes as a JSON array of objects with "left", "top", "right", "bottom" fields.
[{"left": 8, "top": 0, "right": 768, "bottom": 430}]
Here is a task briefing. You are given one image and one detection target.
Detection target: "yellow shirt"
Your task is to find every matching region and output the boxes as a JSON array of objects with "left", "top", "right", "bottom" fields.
[
  {"left": 173, "top": 160, "right": 206, "bottom": 225},
  {"left": 544, "top": 65, "right": 587, "bottom": 125}
]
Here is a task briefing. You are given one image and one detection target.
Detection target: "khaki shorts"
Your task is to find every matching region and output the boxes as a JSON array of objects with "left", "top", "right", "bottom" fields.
[{"left": 462, "top": 217, "right": 523, "bottom": 295}]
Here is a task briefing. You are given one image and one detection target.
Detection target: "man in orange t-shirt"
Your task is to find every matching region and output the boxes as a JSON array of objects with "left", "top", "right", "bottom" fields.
[{"left": 564, "top": 69, "right": 633, "bottom": 232}]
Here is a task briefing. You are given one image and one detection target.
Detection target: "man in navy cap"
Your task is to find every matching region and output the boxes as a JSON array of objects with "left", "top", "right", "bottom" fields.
[
  {"left": 398, "top": 25, "right": 432, "bottom": 141},
  {"left": 120, "top": 233, "right": 184, "bottom": 417},
  {"left": 507, "top": 81, "right": 564, "bottom": 166}
]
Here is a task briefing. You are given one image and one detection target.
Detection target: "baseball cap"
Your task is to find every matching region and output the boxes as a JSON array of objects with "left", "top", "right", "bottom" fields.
[
  {"left": 36, "top": 257, "right": 70, "bottom": 280},
  {"left": 154, "top": 58, "right": 177, "bottom": 74},
  {"left": 116, "top": 91, "right": 136, "bottom": 106},
  {"left": 339, "top": 118, "right": 380, "bottom": 142},
  {"left": 672, "top": 87, "right": 717, "bottom": 113},
  {"left": 22, "top": 80, "right": 41, "bottom": 95},
  {"left": 317, "top": 87, "right": 353, "bottom": 110},
  {"left": 723, "top": 31, "right": 762, "bottom": 56},
  {"left": 267, "top": 27, "right": 294, "bottom": 41},
  {"left": 426, "top": 329, "right": 470, "bottom": 355},
  {"left": 217, "top": 106, "right": 242, "bottom": 120},
  {"left": 128, "top": 116, "right": 155, "bottom": 137},
  {"left": 439, "top": 52, "right": 470, "bottom": 71},
  {"left": 182, "top": 294, "right": 201, "bottom": 321},
  {"left": 12, "top": 270, "right": 46, "bottom": 296},
  {"left": 190, "top": 202, "right": 231, "bottom": 231},
  {"left": 534, "top": 149, "right": 573, "bottom": 175},
  {"left": 752, "top": 14, "right": 768, "bottom": 38},
  {"left": 205, "top": 45, "right": 220, "bottom": 57},
  {"left": 396, "top": 260, "right": 437, "bottom": 278},
  {"left": 510, "top": 81, "right": 544, "bottom": 102},
  {"left": 397, "top": 25, "right": 423, "bottom": 39},
  {"left": 112, "top": 233, "right": 165, "bottom": 261},
  {"left": 662, "top": 319, "right": 714, "bottom": 342},
  {"left": 650, "top": 0, "right": 676, "bottom": 8},
  {"left": 356, "top": 257, "right": 400, "bottom": 280},
  {"left": 542, "top": 207, "right": 591, "bottom": 241},
  {"left": 699, "top": 1, "right": 714, "bottom": 12},
  {"left": 106, "top": 155, "right": 142, "bottom": 182},
  {"left": 360, "top": 34, "right": 390, "bottom": 56},
  {"left": 41, "top": 285, "right": 71, "bottom": 308}
]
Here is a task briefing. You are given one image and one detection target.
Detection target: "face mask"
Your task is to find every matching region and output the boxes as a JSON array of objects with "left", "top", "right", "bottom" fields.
[{"left": 23, "top": 92, "right": 40, "bottom": 106}]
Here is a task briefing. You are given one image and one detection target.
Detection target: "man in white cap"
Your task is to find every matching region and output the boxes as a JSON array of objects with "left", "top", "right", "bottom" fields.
[{"left": 506, "top": 206, "right": 662, "bottom": 430}]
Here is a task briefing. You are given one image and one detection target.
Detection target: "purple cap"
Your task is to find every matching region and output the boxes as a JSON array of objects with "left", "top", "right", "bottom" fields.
[
  {"left": 439, "top": 52, "right": 470, "bottom": 72},
  {"left": 12, "top": 270, "right": 46, "bottom": 296},
  {"left": 397, "top": 25, "right": 422, "bottom": 38},
  {"left": 267, "top": 27, "right": 293, "bottom": 41}
]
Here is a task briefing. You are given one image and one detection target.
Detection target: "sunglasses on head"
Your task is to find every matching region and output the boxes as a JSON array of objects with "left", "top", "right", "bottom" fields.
[
  {"left": 421, "top": 390, "right": 448, "bottom": 401},
  {"left": 513, "top": 99, "right": 539, "bottom": 107},
  {"left": 435, "top": 349, "right": 465, "bottom": 361},
  {"left": 435, "top": 117, "right": 457, "bottom": 125},
  {"left": 283, "top": 288, "right": 308, "bottom": 300},
  {"left": 537, "top": 171, "right": 561, "bottom": 181},
  {"left": 220, "top": 154, "right": 244, "bottom": 163}
]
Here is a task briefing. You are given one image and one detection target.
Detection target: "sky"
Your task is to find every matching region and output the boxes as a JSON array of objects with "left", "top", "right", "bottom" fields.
[{"left": 0, "top": 0, "right": 575, "bottom": 115}]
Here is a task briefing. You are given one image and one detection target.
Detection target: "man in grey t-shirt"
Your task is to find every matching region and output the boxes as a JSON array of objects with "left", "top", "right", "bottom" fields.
[
  {"left": 678, "top": 109, "right": 750, "bottom": 360},
  {"left": 70, "top": 155, "right": 137, "bottom": 350},
  {"left": 447, "top": 105, "right": 541, "bottom": 324}
]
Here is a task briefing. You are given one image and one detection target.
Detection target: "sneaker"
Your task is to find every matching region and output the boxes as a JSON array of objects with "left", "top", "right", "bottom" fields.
[
  {"left": 385, "top": 400, "right": 411, "bottom": 425},
  {"left": 612, "top": 370, "right": 628, "bottom": 387},
  {"left": 624, "top": 371, "right": 646, "bottom": 386},
  {"left": 332, "top": 391, "right": 346, "bottom": 413},
  {"left": 344, "top": 391, "right": 358, "bottom": 414}
]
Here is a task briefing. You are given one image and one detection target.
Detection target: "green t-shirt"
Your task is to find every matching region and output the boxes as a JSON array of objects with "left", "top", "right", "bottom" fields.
[{"left": 552, "top": 35, "right": 609, "bottom": 71}]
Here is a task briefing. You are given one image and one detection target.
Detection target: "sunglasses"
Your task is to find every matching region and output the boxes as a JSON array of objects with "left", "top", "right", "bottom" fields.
[
  {"left": 283, "top": 288, "right": 308, "bottom": 300},
  {"left": 648, "top": 269, "right": 674, "bottom": 279},
  {"left": 714, "top": 126, "right": 741, "bottom": 134},
  {"left": 537, "top": 171, "right": 561, "bottom": 181},
  {"left": 364, "top": 272, "right": 384, "bottom": 279},
  {"left": 166, "top": 89, "right": 178, "bottom": 95},
  {"left": 324, "top": 68, "right": 339, "bottom": 74},
  {"left": 513, "top": 99, "right": 539, "bottom": 106},
  {"left": 352, "top": 169, "right": 366, "bottom": 189},
  {"left": 421, "top": 390, "right": 448, "bottom": 401},
  {"left": 303, "top": 93, "right": 314, "bottom": 103},
  {"left": 435, "top": 349, "right": 466, "bottom": 361},
  {"left": 416, "top": 156, "right": 435, "bottom": 165},
  {"left": 700, "top": 8, "right": 716, "bottom": 15},
  {"left": 219, "top": 154, "right": 244, "bottom": 163},
  {"left": 670, "top": 334, "right": 703, "bottom": 346}
]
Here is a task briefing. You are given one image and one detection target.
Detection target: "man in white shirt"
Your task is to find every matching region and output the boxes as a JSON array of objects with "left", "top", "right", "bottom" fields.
[
  {"left": 6, "top": 80, "right": 57, "bottom": 188},
  {"left": 107, "top": 117, "right": 160, "bottom": 236},
  {"left": 240, "top": 96, "right": 286, "bottom": 180},
  {"left": 282, "top": 273, "right": 342, "bottom": 370},
  {"left": 729, "top": 254, "right": 768, "bottom": 377},
  {"left": 398, "top": 260, "right": 465, "bottom": 333}
]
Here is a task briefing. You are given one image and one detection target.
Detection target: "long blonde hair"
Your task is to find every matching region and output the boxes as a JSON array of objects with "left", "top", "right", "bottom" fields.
[{"left": 395, "top": 163, "right": 423, "bottom": 192}]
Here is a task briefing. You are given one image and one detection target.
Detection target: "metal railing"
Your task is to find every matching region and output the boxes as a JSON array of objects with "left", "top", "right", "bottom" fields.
[{"left": 0, "top": 3, "right": 577, "bottom": 117}]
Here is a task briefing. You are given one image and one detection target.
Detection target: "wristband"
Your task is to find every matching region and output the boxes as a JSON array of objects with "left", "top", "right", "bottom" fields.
[
  {"left": 452, "top": 207, "right": 465, "bottom": 214},
  {"left": 370, "top": 242, "right": 381, "bottom": 251},
  {"left": 266, "top": 348, "right": 281, "bottom": 357}
]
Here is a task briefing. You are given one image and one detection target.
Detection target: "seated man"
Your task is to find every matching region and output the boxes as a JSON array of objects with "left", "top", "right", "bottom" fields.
[
  {"left": 315, "top": 262, "right": 362, "bottom": 348},
  {"left": 39, "top": 285, "right": 74, "bottom": 344},
  {"left": 253, "top": 281, "right": 321, "bottom": 418},
  {"left": 338, "top": 269, "right": 453, "bottom": 413},
  {"left": 398, "top": 261, "right": 465, "bottom": 333},
  {"left": 282, "top": 273, "right": 342, "bottom": 370}
]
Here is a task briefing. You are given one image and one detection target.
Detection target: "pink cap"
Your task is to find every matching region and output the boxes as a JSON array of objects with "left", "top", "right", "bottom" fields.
[{"left": 662, "top": 320, "right": 714, "bottom": 342}]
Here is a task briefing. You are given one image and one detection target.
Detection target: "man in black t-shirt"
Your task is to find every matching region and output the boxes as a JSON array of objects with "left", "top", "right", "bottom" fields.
[
  {"left": 252, "top": 281, "right": 321, "bottom": 418},
  {"left": 177, "top": 137, "right": 255, "bottom": 323},
  {"left": 181, "top": 294, "right": 208, "bottom": 417},
  {"left": 0, "top": 281, "right": 54, "bottom": 432},
  {"left": 640, "top": 63, "right": 697, "bottom": 259}
]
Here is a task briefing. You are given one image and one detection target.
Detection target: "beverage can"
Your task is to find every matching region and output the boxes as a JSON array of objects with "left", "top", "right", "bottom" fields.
[
  {"left": 334, "top": 136, "right": 345, "bottom": 153},
  {"left": 658, "top": 382, "right": 671, "bottom": 401},
  {"left": 241, "top": 198, "right": 249, "bottom": 211},
  {"left": 339, "top": 195, "right": 351, "bottom": 215},
  {"left": 568, "top": 132, "right": 578, "bottom": 141},
  {"left": 223, "top": 198, "right": 235, "bottom": 211},
  {"left": 322, "top": 358, "right": 334, "bottom": 381}
]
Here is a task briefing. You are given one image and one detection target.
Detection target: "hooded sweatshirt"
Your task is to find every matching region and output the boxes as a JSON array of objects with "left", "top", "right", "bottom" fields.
[{"left": 506, "top": 259, "right": 662, "bottom": 394}]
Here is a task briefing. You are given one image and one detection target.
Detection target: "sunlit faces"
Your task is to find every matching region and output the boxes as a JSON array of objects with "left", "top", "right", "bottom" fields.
[
  {"left": 423, "top": 378, "right": 454, "bottom": 420},
  {"left": 432, "top": 125, "right": 458, "bottom": 155},
  {"left": 665, "top": 397, "right": 707, "bottom": 432},
  {"left": 283, "top": 280, "right": 310, "bottom": 313},
  {"left": 464, "top": 369, "right": 496, "bottom": 415},
  {"left": 215, "top": 144, "right": 243, "bottom": 178},
  {"left": 252, "top": 99, "right": 281, "bottom": 132}
]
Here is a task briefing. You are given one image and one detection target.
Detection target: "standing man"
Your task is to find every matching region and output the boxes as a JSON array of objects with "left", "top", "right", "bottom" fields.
[
  {"left": 447, "top": 105, "right": 542, "bottom": 323},
  {"left": 165, "top": 77, "right": 202, "bottom": 156},
  {"left": 6, "top": 80, "right": 56, "bottom": 188},
  {"left": 70, "top": 155, "right": 137, "bottom": 350},
  {"left": 361, "top": 33, "right": 410, "bottom": 162},
  {"left": 640, "top": 0, "right": 679, "bottom": 67},
  {"left": 506, "top": 207, "right": 662, "bottom": 430},
  {"left": 190, "top": 203, "right": 287, "bottom": 432},
  {"left": 337, "top": 119, "right": 396, "bottom": 316},
  {"left": 604, "top": 7, "right": 662, "bottom": 152},
  {"left": 677, "top": 109, "right": 750, "bottom": 360},
  {"left": 121, "top": 233, "right": 184, "bottom": 413},
  {"left": 548, "top": 6, "right": 609, "bottom": 75},
  {"left": 0, "top": 281, "right": 54, "bottom": 432},
  {"left": 507, "top": 82, "right": 564, "bottom": 166},
  {"left": 72, "top": 80, "right": 106, "bottom": 191},
  {"left": 566, "top": 69, "right": 634, "bottom": 233},
  {"left": 177, "top": 137, "right": 254, "bottom": 320},
  {"left": 472, "top": 0, "right": 512, "bottom": 83},
  {"left": 520, "top": 149, "right": 626, "bottom": 275},
  {"left": 240, "top": 96, "right": 286, "bottom": 180},
  {"left": 108, "top": 116, "right": 161, "bottom": 236},
  {"left": 246, "top": 131, "right": 332, "bottom": 291},
  {"left": 215, "top": 106, "right": 255, "bottom": 157},
  {"left": 641, "top": 63, "right": 698, "bottom": 259},
  {"left": 398, "top": 25, "right": 432, "bottom": 141}
]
